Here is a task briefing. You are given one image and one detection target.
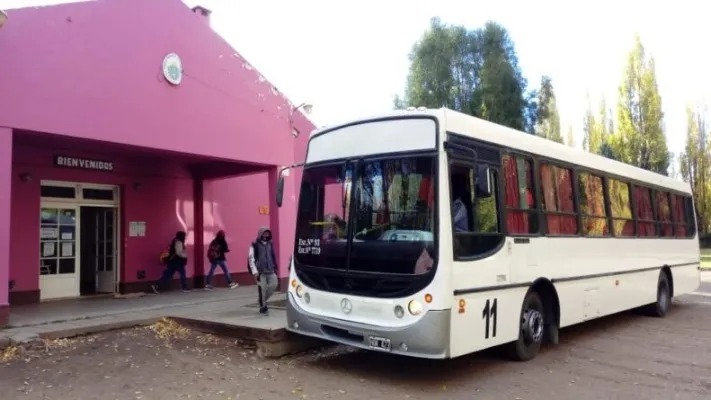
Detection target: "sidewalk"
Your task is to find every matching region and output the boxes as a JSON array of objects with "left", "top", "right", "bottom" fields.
[{"left": 0, "top": 286, "right": 293, "bottom": 353}]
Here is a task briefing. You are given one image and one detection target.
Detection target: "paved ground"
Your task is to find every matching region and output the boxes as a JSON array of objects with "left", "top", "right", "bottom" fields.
[
  {"left": 2, "top": 293, "right": 710, "bottom": 400},
  {"left": 1, "top": 286, "right": 287, "bottom": 347}
]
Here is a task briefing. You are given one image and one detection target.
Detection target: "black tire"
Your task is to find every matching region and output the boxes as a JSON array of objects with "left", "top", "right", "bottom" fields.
[
  {"left": 645, "top": 272, "right": 672, "bottom": 318},
  {"left": 505, "top": 291, "right": 545, "bottom": 361}
]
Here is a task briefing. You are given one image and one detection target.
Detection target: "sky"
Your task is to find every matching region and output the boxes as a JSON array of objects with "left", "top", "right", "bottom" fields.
[{"left": 4, "top": 0, "right": 710, "bottom": 160}]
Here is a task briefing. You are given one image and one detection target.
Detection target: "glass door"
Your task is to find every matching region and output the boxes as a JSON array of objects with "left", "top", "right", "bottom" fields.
[
  {"left": 95, "top": 208, "right": 117, "bottom": 293},
  {"left": 39, "top": 205, "right": 79, "bottom": 299}
]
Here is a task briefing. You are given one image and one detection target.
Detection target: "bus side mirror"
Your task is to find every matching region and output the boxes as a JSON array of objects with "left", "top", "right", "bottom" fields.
[
  {"left": 276, "top": 176, "right": 285, "bottom": 208},
  {"left": 476, "top": 165, "right": 492, "bottom": 197}
]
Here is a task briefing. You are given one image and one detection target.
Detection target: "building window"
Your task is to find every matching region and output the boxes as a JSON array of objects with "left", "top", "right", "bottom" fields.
[
  {"left": 608, "top": 178, "right": 634, "bottom": 237},
  {"left": 82, "top": 188, "right": 115, "bottom": 201},
  {"left": 41, "top": 185, "right": 76, "bottom": 199},
  {"left": 40, "top": 208, "right": 76, "bottom": 276},
  {"left": 540, "top": 163, "right": 577, "bottom": 235},
  {"left": 502, "top": 154, "right": 537, "bottom": 234},
  {"left": 450, "top": 163, "right": 502, "bottom": 259},
  {"left": 655, "top": 191, "right": 674, "bottom": 237}
]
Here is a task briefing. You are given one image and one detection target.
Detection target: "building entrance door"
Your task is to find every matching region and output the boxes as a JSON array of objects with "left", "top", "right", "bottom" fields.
[
  {"left": 80, "top": 207, "right": 117, "bottom": 295},
  {"left": 39, "top": 182, "right": 120, "bottom": 300}
]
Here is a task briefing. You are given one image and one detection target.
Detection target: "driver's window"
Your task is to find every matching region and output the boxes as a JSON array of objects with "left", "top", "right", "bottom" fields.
[{"left": 449, "top": 163, "right": 502, "bottom": 259}]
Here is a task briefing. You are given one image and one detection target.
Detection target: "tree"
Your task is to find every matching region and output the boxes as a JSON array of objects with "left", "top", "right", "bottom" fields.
[
  {"left": 534, "top": 76, "right": 562, "bottom": 143},
  {"left": 565, "top": 125, "right": 575, "bottom": 148},
  {"left": 611, "top": 34, "right": 669, "bottom": 175},
  {"left": 680, "top": 105, "right": 711, "bottom": 234},
  {"left": 397, "top": 18, "right": 536, "bottom": 133},
  {"left": 582, "top": 96, "right": 613, "bottom": 154},
  {"left": 398, "top": 18, "right": 477, "bottom": 112},
  {"left": 471, "top": 21, "right": 532, "bottom": 132}
]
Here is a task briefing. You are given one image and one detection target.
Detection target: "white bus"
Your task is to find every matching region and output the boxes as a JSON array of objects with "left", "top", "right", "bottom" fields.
[{"left": 276, "top": 107, "right": 701, "bottom": 361}]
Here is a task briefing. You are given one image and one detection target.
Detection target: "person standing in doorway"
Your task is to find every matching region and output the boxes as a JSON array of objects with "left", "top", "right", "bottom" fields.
[
  {"left": 205, "top": 230, "right": 238, "bottom": 290},
  {"left": 248, "top": 227, "right": 278, "bottom": 314},
  {"left": 152, "top": 231, "right": 189, "bottom": 293}
]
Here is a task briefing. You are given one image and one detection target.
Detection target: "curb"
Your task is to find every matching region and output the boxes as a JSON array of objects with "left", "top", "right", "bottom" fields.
[{"left": 1, "top": 317, "right": 162, "bottom": 351}]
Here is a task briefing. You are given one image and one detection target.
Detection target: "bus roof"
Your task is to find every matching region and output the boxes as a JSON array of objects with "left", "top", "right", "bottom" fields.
[{"left": 310, "top": 107, "right": 690, "bottom": 194}]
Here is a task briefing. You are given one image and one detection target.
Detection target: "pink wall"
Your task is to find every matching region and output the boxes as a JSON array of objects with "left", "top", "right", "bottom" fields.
[
  {"left": 10, "top": 138, "right": 196, "bottom": 294},
  {"left": 1, "top": 0, "right": 316, "bottom": 300},
  {"left": 0, "top": 0, "right": 312, "bottom": 167},
  {"left": 202, "top": 172, "right": 270, "bottom": 276}
]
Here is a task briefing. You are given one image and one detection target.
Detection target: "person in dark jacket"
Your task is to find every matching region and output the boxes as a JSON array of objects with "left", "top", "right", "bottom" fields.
[
  {"left": 152, "top": 231, "right": 189, "bottom": 293},
  {"left": 247, "top": 226, "right": 278, "bottom": 314},
  {"left": 205, "top": 230, "right": 238, "bottom": 290}
]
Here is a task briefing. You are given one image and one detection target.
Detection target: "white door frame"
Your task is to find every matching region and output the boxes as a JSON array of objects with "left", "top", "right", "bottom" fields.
[{"left": 39, "top": 181, "right": 122, "bottom": 298}]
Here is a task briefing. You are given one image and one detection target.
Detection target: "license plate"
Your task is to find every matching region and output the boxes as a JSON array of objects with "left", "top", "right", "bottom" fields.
[{"left": 368, "top": 335, "right": 391, "bottom": 352}]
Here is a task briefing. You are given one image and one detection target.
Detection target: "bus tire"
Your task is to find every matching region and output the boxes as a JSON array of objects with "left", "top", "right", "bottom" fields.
[
  {"left": 645, "top": 271, "right": 672, "bottom": 318},
  {"left": 505, "top": 290, "right": 544, "bottom": 361}
]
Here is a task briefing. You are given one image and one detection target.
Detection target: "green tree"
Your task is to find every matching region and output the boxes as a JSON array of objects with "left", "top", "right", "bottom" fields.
[
  {"left": 397, "top": 18, "right": 535, "bottom": 133},
  {"left": 611, "top": 34, "right": 669, "bottom": 174},
  {"left": 582, "top": 96, "right": 613, "bottom": 154},
  {"left": 680, "top": 105, "right": 711, "bottom": 234},
  {"left": 398, "top": 18, "right": 476, "bottom": 111},
  {"left": 534, "top": 76, "right": 562, "bottom": 143},
  {"left": 471, "top": 22, "right": 532, "bottom": 132}
]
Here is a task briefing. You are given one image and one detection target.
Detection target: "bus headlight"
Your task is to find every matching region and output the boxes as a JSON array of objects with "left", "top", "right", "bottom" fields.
[
  {"left": 407, "top": 300, "right": 423, "bottom": 315},
  {"left": 295, "top": 285, "right": 304, "bottom": 298},
  {"left": 304, "top": 292, "right": 311, "bottom": 304},
  {"left": 394, "top": 305, "right": 404, "bottom": 318}
]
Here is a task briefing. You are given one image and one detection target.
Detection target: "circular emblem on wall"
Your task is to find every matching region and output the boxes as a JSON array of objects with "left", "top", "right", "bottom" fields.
[{"left": 162, "top": 53, "right": 183, "bottom": 85}]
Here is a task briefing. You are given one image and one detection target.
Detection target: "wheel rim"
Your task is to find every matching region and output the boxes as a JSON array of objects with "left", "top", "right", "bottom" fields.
[{"left": 522, "top": 308, "right": 543, "bottom": 344}]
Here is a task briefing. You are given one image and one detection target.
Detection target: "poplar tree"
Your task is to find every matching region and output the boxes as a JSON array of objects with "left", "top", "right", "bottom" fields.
[{"left": 610, "top": 34, "right": 669, "bottom": 174}]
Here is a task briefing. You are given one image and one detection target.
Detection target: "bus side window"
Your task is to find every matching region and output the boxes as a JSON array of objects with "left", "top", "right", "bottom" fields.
[{"left": 449, "top": 163, "right": 502, "bottom": 259}]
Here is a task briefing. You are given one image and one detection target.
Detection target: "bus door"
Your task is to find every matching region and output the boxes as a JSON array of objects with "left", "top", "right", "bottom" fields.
[{"left": 502, "top": 153, "right": 538, "bottom": 282}]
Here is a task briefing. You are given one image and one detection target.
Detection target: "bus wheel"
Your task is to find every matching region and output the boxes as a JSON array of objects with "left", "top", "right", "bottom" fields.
[
  {"left": 645, "top": 272, "right": 672, "bottom": 318},
  {"left": 505, "top": 291, "right": 544, "bottom": 361}
]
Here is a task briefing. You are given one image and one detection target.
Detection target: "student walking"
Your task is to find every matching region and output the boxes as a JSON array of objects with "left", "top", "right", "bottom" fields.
[
  {"left": 205, "top": 230, "right": 238, "bottom": 290},
  {"left": 247, "top": 227, "right": 278, "bottom": 314},
  {"left": 152, "top": 231, "right": 189, "bottom": 293}
]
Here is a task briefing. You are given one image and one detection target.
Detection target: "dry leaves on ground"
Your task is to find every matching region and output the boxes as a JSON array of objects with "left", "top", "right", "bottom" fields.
[
  {"left": 148, "top": 318, "right": 191, "bottom": 341},
  {"left": 0, "top": 345, "right": 21, "bottom": 363}
]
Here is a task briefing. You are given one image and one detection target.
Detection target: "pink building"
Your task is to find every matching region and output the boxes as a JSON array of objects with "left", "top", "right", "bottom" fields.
[{"left": 0, "top": 0, "right": 313, "bottom": 326}]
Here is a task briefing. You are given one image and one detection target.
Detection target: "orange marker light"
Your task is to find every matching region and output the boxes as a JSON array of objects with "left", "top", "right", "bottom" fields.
[
  {"left": 458, "top": 299, "right": 466, "bottom": 308},
  {"left": 425, "top": 293, "right": 433, "bottom": 303},
  {"left": 291, "top": 279, "right": 297, "bottom": 288}
]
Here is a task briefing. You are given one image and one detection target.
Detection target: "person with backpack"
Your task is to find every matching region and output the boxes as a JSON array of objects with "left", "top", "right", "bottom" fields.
[
  {"left": 247, "top": 226, "right": 279, "bottom": 314},
  {"left": 205, "top": 230, "right": 238, "bottom": 290},
  {"left": 152, "top": 231, "right": 189, "bottom": 294}
]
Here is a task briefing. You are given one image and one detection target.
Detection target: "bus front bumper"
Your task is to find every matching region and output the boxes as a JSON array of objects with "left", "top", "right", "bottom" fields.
[{"left": 286, "top": 292, "right": 451, "bottom": 359}]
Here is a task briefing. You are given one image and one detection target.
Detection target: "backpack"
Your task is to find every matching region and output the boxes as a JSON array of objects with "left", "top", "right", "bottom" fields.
[
  {"left": 207, "top": 242, "right": 220, "bottom": 262},
  {"left": 159, "top": 239, "right": 176, "bottom": 265}
]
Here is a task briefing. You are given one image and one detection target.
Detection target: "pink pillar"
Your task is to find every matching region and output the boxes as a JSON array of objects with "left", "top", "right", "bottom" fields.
[
  {"left": 0, "top": 127, "right": 12, "bottom": 326},
  {"left": 192, "top": 178, "right": 205, "bottom": 288}
]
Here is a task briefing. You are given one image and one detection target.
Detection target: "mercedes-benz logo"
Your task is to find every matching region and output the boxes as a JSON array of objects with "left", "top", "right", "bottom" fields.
[{"left": 340, "top": 298, "right": 352, "bottom": 314}]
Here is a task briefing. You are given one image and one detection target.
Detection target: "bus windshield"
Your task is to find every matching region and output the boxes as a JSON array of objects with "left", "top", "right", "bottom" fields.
[{"left": 294, "top": 154, "right": 437, "bottom": 276}]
